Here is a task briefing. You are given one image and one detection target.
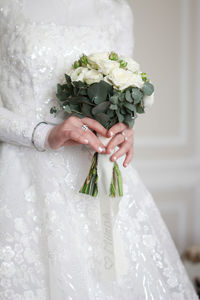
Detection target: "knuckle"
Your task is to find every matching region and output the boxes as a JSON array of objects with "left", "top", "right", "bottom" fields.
[{"left": 68, "top": 115, "right": 77, "bottom": 123}]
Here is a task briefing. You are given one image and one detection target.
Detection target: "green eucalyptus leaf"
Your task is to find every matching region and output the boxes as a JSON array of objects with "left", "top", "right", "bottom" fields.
[
  {"left": 123, "top": 102, "right": 135, "bottom": 111},
  {"left": 87, "top": 81, "right": 108, "bottom": 104},
  {"left": 69, "top": 104, "right": 81, "bottom": 113},
  {"left": 73, "top": 80, "right": 86, "bottom": 88},
  {"left": 100, "top": 80, "right": 113, "bottom": 94},
  {"left": 125, "top": 90, "right": 133, "bottom": 103},
  {"left": 142, "top": 82, "right": 154, "bottom": 96},
  {"left": 65, "top": 74, "right": 72, "bottom": 85},
  {"left": 68, "top": 96, "right": 94, "bottom": 106},
  {"left": 63, "top": 105, "right": 71, "bottom": 113},
  {"left": 136, "top": 102, "right": 145, "bottom": 114},
  {"left": 73, "top": 86, "right": 79, "bottom": 96},
  {"left": 95, "top": 113, "right": 110, "bottom": 128},
  {"left": 124, "top": 115, "right": 135, "bottom": 128},
  {"left": 132, "top": 88, "right": 143, "bottom": 104},
  {"left": 109, "top": 104, "right": 118, "bottom": 110},
  {"left": 110, "top": 95, "right": 118, "bottom": 105},
  {"left": 81, "top": 103, "right": 92, "bottom": 117},
  {"left": 120, "top": 107, "right": 126, "bottom": 115},
  {"left": 119, "top": 93, "right": 125, "bottom": 102},
  {"left": 92, "top": 101, "right": 110, "bottom": 116},
  {"left": 56, "top": 92, "right": 68, "bottom": 102},
  {"left": 107, "top": 109, "right": 115, "bottom": 118},
  {"left": 72, "top": 112, "right": 84, "bottom": 118},
  {"left": 116, "top": 110, "right": 124, "bottom": 123},
  {"left": 79, "top": 88, "right": 88, "bottom": 96},
  {"left": 57, "top": 84, "right": 63, "bottom": 93}
]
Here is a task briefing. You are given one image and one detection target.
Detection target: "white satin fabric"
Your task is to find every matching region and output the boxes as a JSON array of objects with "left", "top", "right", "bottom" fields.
[{"left": 0, "top": 0, "right": 198, "bottom": 299}]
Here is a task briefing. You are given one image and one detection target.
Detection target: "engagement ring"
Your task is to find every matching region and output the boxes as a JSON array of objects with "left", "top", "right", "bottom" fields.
[{"left": 82, "top": 124, "right": 88, "bottom": 131}]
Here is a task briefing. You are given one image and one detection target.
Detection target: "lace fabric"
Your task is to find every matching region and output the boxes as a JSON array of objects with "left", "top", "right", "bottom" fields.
[{"left": 0, "top": 0, "right": 198, "bottom": 299}]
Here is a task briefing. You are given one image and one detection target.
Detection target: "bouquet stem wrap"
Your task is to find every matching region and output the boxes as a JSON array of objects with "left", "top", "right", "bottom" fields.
[{"left": 97, "top": 134, "right": 128, "bottom": 281}]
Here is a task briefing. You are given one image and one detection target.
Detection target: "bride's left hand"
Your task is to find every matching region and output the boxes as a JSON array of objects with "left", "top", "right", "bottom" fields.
[{"left": 106, "top": 123, "right": 134, "bottom": 168}]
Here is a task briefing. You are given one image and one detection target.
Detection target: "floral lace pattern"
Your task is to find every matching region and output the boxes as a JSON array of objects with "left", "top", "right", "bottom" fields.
[{"left": 0, "top": 0, "right": 198, "bottom": 299}]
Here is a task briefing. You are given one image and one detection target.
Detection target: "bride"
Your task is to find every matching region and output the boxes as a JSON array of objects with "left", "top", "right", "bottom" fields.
[{"left": 0, "top": 0, "right": 198, "bottom": 299}]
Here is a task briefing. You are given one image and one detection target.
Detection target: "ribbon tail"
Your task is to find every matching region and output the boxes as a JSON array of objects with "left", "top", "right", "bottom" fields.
[{"left": 97, "top": 133, "right": 128, "bottom": 282}]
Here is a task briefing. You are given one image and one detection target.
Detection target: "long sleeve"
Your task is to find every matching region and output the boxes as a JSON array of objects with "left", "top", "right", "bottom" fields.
[{"left": 0, "top": 104, "right": 54, "bottom": 151}]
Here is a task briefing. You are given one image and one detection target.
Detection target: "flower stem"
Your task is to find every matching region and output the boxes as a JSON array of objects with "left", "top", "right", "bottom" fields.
[
  {"left": 79, "top": 152, "right": 123, "bottom": 197},
  {"left": 114, "top": 162, "right": 123, "bottom": 196}
]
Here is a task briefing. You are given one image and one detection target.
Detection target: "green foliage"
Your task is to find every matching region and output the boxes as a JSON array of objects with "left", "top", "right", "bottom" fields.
[
  {"left": 51, "top": 72, "right": 153, "bottom": 129},
  {"left": 87, "top": 81, "right": 108, "bottom": 104},
  {"left": 142, "top": 82, "right": 154, "bottom": 96}
]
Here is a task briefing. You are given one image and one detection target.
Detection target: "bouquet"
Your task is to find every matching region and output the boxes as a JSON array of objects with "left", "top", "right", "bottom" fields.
[{"left": 50, "top": 51, "right": 154, "bottom": 198}]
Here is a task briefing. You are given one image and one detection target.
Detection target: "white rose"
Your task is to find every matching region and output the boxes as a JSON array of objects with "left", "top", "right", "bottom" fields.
[
  {"left": 87, "top": 52, "right": 110, "bottom": 69},
  {"left": 83, "top": 69, "right": 103, "bottom": 85},
  {"left": 108, "top": 68, "right": 144, "bottom": 91},
  {"left": 119, "top": 56, "right": 140, "bottom": 73},
  {"left": 69, "top": 67, "right": 88, "bottom": 82},
  {"left": 97, "top": 59, "right": 120, "bottom": 75},
  {"left": 143, "top": 92, "right": 155, "bottom": 109}
]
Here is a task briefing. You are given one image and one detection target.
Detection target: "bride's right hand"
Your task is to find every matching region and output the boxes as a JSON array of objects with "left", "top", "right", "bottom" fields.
[{"left": 46, "top": 115, "right": 107, "bottom": 153}]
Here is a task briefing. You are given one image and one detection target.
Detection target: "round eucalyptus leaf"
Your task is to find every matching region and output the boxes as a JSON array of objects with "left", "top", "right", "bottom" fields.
[
  {"left": 87, "top": 81, "right": 108, "bottom": 104},
  {"left": 92, "top": 101, "right": 110, "bottom": 116},
  {"left": 110, "top": 95, "right": 118, "bottom": 105},
  {"left": 107, "top": 109, "right": 115, "bottom": 118},
  {"left": 124, "top": 115, "right": 135, "bottom": 128},
  {"left": 116, "top": 110, "right": 124, "bottom": 123},
  {"left": 136, "top": 103, "right": 145, "bottom": 114},
  {"left": 120, "top": 107, "right": 126, "bottom": 115},
  {"left": 132, "top": 88, "right": 143, "bottom": 104},
  {"left": 63, "top": 105, "right": 71, "bottom": 114},
  {"left": 95, "top": 113, "right": 110, "bottom": 128},
  {"left": 141, "top": 82, "right": 154, "bottom": 96},
  {"left": 125, "top": 90, "right": 133, "bottom": 103},
  {"left": 123, "top": 102, "right": 135, "bottom": 112},
  {"left": 109, "top": 104, "right": 118, "bottom": 110},
  {"left": 81, "top": 103, "right": 92, "bottom": 117}
]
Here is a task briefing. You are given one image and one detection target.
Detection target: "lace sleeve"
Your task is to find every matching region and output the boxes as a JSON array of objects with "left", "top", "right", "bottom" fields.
[{"left": 0, "top": 99, "right": 54, "bottom": 151}]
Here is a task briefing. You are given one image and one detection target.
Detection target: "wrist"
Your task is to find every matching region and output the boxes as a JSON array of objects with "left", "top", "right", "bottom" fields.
[{"left": 32, "top": 122, "right": 55, "bottom": 151}]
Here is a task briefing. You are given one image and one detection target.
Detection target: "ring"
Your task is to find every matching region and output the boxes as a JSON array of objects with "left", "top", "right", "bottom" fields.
[
  {"left": 81, "top": 124, "right": 88, "bottom": 131},
  {"left": 122, "top": 131, "right": 128, "bottom": 141}
]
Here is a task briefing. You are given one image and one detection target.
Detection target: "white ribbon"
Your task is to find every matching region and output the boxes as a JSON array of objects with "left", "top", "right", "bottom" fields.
[{"left": 97, "top": 134, "right": 128, "bottom": 282}]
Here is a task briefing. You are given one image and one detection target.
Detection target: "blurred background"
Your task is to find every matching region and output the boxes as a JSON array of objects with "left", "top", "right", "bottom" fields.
[{"left": 130, "top": 0, "right": 200, "bottom": 290}]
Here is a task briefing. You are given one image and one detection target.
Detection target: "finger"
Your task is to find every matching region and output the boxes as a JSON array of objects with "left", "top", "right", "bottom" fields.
[
  {"left": 82, "top": 117, "right": 107, "bottom": 137},
  {"left": 123, "top": 147, "right": 134, "bottom": 167},
  {"left": 63, "top": 140, "right": 79, "bottom": 146},
  {"left": 68, "top": 128, "right": 106, "bottom": 153},
  {"left": 110, "top": 142, "right": 131, "bottom": 162},
  {"left": 107, "top": 122, "right": 128, "bottom": 138},
  {"left": 121, "top": 128, "right": 134, "bottom": 139},
  {"left": 106, "top": 133, "right": 127, "bottom": 154}
]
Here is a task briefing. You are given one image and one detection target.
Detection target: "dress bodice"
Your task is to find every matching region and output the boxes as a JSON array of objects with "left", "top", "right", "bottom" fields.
[
  {"left": 0, "top": 0, "right": 134, "bottom": 150},
  {"left": 0, "top": 0, "right": 134, "bottom": 121}
]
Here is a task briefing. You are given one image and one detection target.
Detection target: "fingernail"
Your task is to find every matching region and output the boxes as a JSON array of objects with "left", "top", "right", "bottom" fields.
[
  {"left": 84, "top": 139, "right": 88, "bottom": 144},
  {"left": 122, "top": 131, "right": 126, "bottom": 136},
  {"left": 110, "top": 131, "right": 113, "bottom": 137},
  {"left": 99, "top": 147, "right": 106, "bottom": 153},
  {"left": 124, "top": 163, "right": 128, "bottom": 167},
  {"left": 113, "top": 156, "right": 116, "bottom": 161},
  {"left": 125, "top": 137, "right": 128, "bottom": 141}
]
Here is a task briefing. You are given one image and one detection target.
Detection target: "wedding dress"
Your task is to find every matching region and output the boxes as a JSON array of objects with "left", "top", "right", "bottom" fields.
[{"left": 0, "top": 0, "right": 198, "bottom": 299}]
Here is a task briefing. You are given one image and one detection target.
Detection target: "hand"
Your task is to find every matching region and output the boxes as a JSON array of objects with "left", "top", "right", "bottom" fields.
[
  {"left": 106, "top": 123, "right": 134, "bottom": 168},
  {"left": 46, "top": 116, "right": 107, "bottom": 153}
]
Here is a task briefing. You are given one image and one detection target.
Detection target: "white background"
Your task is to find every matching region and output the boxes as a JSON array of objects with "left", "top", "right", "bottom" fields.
[{"left": 131, "top": 0, "right": 200, "bottom": 254}]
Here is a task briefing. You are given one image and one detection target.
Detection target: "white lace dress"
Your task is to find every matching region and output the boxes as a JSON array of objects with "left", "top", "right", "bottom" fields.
[{"left": 0, "top": 0, "right": 198, "bottom": 299}]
